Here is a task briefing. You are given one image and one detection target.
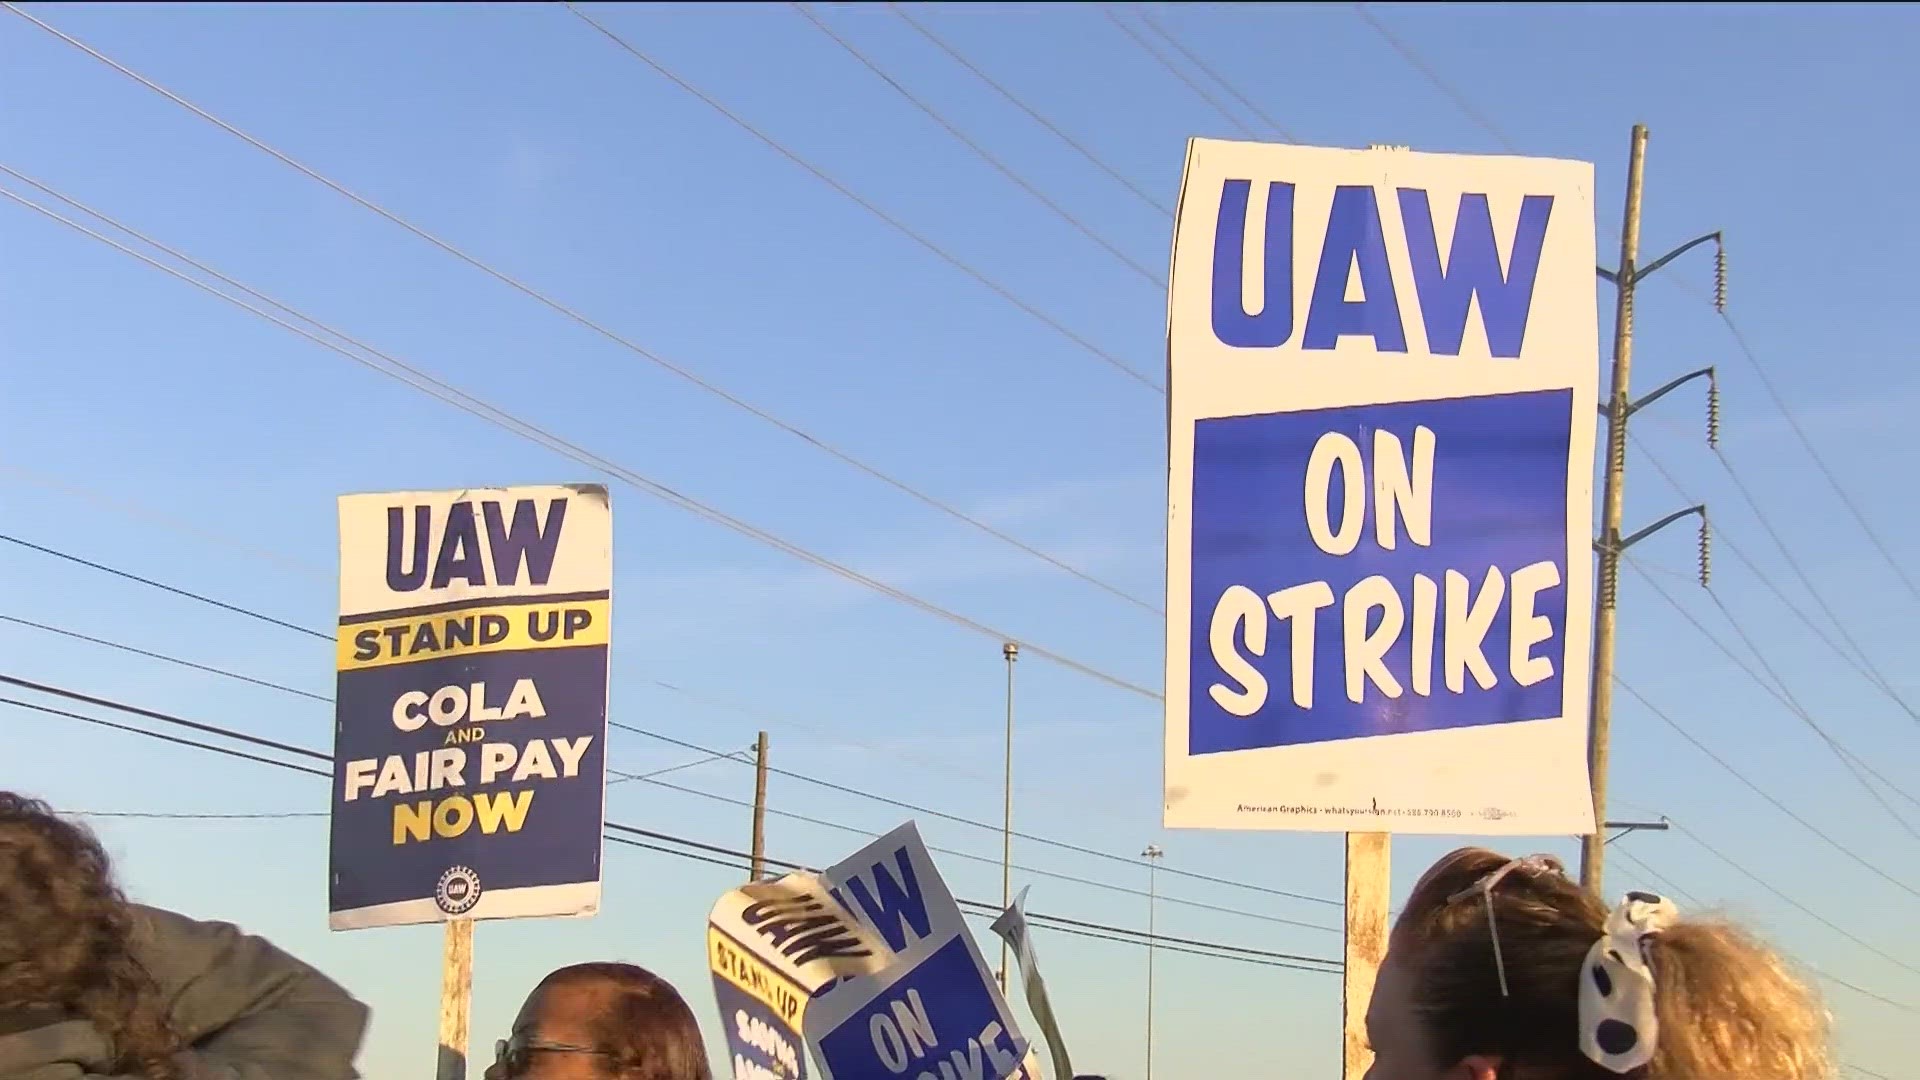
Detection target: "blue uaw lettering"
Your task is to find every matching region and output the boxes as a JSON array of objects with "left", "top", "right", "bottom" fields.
[
  {"left": 1207, "top": 426, "right": 1560, "bottom": 715},
  {"left": 386, "top": 496, "right": 570, "bottom": 592},
  {"left": 1210, "top": 180, "right": 1554, "bottom": 358},
  {"left": 828, "top": 847, "right": 933, "bottom": 954},
  {"left": 866, "top": 989, "right": 1021, "bottom": 1080},
  {"left": 738, "top": 896, "right": 876, "bottom": 968}
]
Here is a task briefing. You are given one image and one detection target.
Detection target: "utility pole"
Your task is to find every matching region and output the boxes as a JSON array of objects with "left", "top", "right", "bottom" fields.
[
  {"left": 999, "top": 642, "right": 1018, "bottom": 992},
  {"left": 1142, "top": 844, "right": 1163, "bottom": 1080},
  {"left": 750, "top": 731, "right": 769, "bottom": 882},
  {"left": 1581, "top": 124, "right": 1725, "bottom": 897}
]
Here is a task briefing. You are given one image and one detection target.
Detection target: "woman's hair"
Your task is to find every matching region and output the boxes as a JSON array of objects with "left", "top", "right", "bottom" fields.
[
  {"left": 1394, "top": 847, "right": 1832, "bottom": 1080},
  {"left": 0, "top": 792, "right": 181, "bottom": 1079},
  {"left": 539, "top": 962, "right": 712, "bottom": 1080}
]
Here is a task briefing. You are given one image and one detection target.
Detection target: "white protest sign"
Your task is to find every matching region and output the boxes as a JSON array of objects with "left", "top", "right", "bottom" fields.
[
  {"left": 330, "top": 484, "right": 611, "bottom": 929},
  {"left": 708, "top": 874, "right": 890, "bottom": 1080},
  {"left": 801, "top": 823, "right": 1032, "bottom": 1080},
  {"left": 1165, "top": 140, "right": 1600, "bottom": 834}
]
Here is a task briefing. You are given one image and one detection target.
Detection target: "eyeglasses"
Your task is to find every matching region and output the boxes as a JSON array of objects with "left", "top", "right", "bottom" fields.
[{"left": 493, "top": 1034, "right": 609, "bottom": 1077}]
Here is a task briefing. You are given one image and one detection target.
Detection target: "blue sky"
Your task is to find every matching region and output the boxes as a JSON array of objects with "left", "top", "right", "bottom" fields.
[{"left": 2, "top": 2, "right": 1916, "bottom": 1076}]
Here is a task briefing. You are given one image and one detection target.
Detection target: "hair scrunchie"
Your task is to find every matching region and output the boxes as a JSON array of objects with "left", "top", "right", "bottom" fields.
[{"left": 1578, "top": 890, "right": 1679, "bottom": 1073}]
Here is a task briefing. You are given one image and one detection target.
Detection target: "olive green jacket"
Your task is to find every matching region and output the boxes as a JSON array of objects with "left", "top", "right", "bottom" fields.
[{"left": 0, "top": 906, "right": 368, "bottom": 1080}]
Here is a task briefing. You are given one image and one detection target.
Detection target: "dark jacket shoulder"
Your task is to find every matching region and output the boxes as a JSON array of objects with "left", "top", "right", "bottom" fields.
[
  {"left": 0, "top": 907, "right": 369, "bottom": 1080},
  {"left": 128, "top": 905, "right": 369, "bottom": 1080}
]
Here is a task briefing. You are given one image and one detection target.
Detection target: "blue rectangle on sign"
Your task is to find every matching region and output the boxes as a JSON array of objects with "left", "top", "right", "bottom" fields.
[
  {"left": 1188, "top": 389, "right": 1572, "bottom": 754},
  {"left": 815, "top": 936, "right": 1024, "bottom": 1080},
  {"left": 329, "top": 644, "right": 607, "bottom": 914}
]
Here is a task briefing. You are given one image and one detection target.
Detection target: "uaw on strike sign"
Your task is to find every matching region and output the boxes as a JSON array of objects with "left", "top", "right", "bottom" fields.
[
  {"left": 1164, "top": 141, "right": 1600, "bottom": 835},
  {"left": 329, "top": 484, "right": 611, "bottom": 929}
]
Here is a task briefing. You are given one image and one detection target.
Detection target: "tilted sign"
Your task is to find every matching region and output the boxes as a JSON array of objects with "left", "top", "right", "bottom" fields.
[
  {"left": 801, "top": 823, "right": 1033, "bottom": 1080},
  {"left": 330, "top": 484, "right": 611, "bottom": 929},
  {"left": 1164, "top": 141, "right": 1599, "bottom": 834},
  {"left": 707, "top": 873, "right": 889, "bottom": 1080}
]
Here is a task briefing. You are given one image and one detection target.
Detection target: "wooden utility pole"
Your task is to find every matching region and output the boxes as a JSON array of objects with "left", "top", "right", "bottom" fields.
[
  {"left": 750, "top": 731, "right": 769, "bottom": 881},
  {"left": 999, "top": 642, "right": 1018, "bottom": 993},
  {"left": 1580, "top": 125, "right": 1723, "bottom": 897},
  {"left": 435, "top": 919, "right": 473, "bottom": 1080},
  {"left": 1341, "top": 833, "right": 1389, "bottom": 1080},
  {"left": 1580, "top": 123, "right": 1648, "bottom": 899}
]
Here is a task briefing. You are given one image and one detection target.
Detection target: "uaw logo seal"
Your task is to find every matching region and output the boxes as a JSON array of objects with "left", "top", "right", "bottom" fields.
[{"left": 435, "top": 865, "right": 482, "bottom": 916}]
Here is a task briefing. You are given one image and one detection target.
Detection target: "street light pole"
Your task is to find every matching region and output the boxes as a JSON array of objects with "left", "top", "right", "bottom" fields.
[
  {"left": 1142, "top": 843, "right": 1164, "bottom": 1080},
  {"left": 1000, "top": 642, "right": 1018, "bottom": 992}
]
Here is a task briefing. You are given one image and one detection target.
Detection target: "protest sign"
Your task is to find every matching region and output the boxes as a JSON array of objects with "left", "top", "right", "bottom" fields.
[
  {"left": 801, "top": 823, "right": 1032, "bottom": 1080},
  {"left": 329, "top": 484, "right": 611, "bottom": 930},
  {"left": 709, "top": 923, "right": 812, "bottom": 1080},
  {"left": 708, "top": 874, "right": 890, "bottom": 1080},
  {"left": 990, "top": 889, "right": 1072, "bottom": 1080},
  {"left": 1164, "top": 141, "right": 1600, "bottom": 834}
]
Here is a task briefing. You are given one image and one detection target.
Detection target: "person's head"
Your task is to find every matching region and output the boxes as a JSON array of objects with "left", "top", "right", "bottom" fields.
[
  {"left": 486, "top": 962, "right": 711, "bottom": 1080},
  {"left": 0, "top": 792, "right": 180, "bottom": 1080},
  {"left": 1365, "top": 847, "right": 1832, "bottom": 1080}
]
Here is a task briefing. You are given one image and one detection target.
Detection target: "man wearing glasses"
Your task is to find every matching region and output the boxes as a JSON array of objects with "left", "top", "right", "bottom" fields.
[{"left": 485, "top": 962, "right": 712, "bottom": 1080}]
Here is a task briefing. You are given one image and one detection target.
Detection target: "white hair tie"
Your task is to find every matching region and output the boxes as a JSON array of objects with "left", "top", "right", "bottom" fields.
[{"left": 1578, "top": 891, "right": 1679, "bottom": 1073}]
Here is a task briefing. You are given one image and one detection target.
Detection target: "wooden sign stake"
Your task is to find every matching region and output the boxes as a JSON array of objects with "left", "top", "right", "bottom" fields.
[
  {"left": 437, "top": 918, "right": 475, "bottom": 1080},
  {"left": 1342, "top": 832, "right": 1390, "bottom": 1080}
]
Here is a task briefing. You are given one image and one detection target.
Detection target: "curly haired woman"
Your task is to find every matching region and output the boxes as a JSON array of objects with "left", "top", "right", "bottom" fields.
[
  {"left": 1365, "top": 846, "right": 1834, "bottom": 1080},
  {"left": 0, "top": 792, "right": 369, "bottom": 1080}
]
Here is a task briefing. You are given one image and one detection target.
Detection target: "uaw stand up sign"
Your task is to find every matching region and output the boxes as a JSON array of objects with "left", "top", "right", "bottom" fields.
[
  {"left": 1164, "top": 141, "right": 1601, "bottom": 836},
  {"left": 329, "top": 484, "right": 612, "bottom": 930}
]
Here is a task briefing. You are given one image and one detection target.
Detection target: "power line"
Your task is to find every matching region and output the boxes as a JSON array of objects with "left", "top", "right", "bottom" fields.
[
  {"left": 0, "top": 533, "right": 324, "bottom": 641},
  {"left": 0, "top": 696, "right": 329, "bottom": 778},
  {"left": 0, "top": 180, "right": 1159, "bottom": 703},
  {"left": 1612, "top": 677, "right": 1920, "bottom": 906},
  {"left": 1629, "top": 443, "right": 1918, "bottom": 721},
  {"left": 953, "top": 904, "right": 1332, "bottom": 974},
  {"left": 1607, "top": 831, "right": 1919, "bottom": 1016},
  {"left": 0, "top": 613, "right": 329, "bottom": 702},
  {"left": 1350, "top": 4, "right": 1515, "bottom": 151},
  {"left": 0, "top": 674, "right": 327, "bottom": 763},
  {"left": 1100, "top": 7, "right": 1256, "bottom": 139},
  {"left": 550, "top": 2, "right": 1160, "bottom": 391},
  {"left": 0, "top": 163, "right": 1154, "bottom": 625},
  {"left": 0, "top": 538, "right": 1118, "bottom": 853},
  {"left": 0, "top": 591, "right": 1324, "bottom": 920},
  {"left": 1709, "top": 440, "right": 1915, "bottom": 700},
  {"left": 1605, "top": 845, "right": 1701, "bottom": 909},
  {"left": 622, "top": 720, "right": 1342, "bottom": 909},
  {"left": 72, "top": 810, "right": 328, "bottom": 820},
  {"left": 1350, "top": 1, "right": 1920, "bottom": 631},
  {"left": 0, "top": 683, "right": 1340, "bottom": 972},
  {"left": 4, "top": 464, "right": 1011, "bottom": 789},
  {"left": 1625, "top": 561, "right": 1920, "bottom": 820},
  {"left": 1659, "top": 813, "right": 1920, "bottom": 982},
  {"left": 1354, "top": 13, "right": 1920, "bottom": 827},
  {"left": 791, "top": 2, "right": 1164, "bottom": 288},
  {"left": 1715, "top": 310, "right": 1920, "bottom": 603},
  {"left": 1691, "top": 581, "right": 1920, "bottom": 827},
  {"left": 1135, "top": 12, "right": 1300, "bottom": 142},
  {"left": 887, "top": 4, "right": 1171, "bottom": 216},
  {"left": 639, "top": 771, "right": 1338, "bottom": 935},
  {"left": 607, "top": 751, "right": 750, "bottom": 787},
  {"left": 0, "top": 459, "right": 326, "bottom": 580}
]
